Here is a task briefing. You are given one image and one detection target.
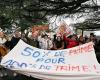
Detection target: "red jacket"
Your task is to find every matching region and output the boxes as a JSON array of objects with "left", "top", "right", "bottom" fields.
[{"left": 63, "top": 35, "right": 79, "bottom": 48}]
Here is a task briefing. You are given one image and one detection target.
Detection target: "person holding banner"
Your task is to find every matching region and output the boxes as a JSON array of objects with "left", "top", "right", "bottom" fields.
[
  {"left": 53, "top": 35, "right": 64, "bottom": 50},
  {"left": 9, "top": 31, "right": 21, "bottom": 50},
  {"left": 63, "top": 34, "right": 79, "bottom": 48},
  {"left": 78, "top": 35, "right": 85, "bottom": 45},
  {"left": 0, "top": 32, "right": 7, "bottom": 45},
  {"left": 38, "top": 34, "right": 53, "bottom": 50},
  {"left": 57, "top": 22, "right": 79, "bottom": 49},
  {"left": 0, "top": 31, "right": 8, "bottom": 57}
]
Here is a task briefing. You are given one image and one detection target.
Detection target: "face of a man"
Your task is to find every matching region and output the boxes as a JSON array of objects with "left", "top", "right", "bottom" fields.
[
  {"left": 44, "top": 35, "right": 48, "bottom": 39},
  {"left": 14, "top": 31, "right": 21, "bottom": 38}
]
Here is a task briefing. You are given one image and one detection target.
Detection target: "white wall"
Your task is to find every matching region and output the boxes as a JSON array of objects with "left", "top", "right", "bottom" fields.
[{"left": 83, "top": 31, "right": 94, "bottom": 37}]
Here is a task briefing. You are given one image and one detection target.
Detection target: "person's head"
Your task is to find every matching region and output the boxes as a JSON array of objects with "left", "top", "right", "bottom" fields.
[
  {"left": 56, "top": 35, "right": 62, "bottom": 41},
  {"left": 90, "top": 34, "right": 95, "bottom": 41},
  {"left": 14, "top": 31, "right": 21, "bottom": 38},
  {"left": 32, "top": 30, "right": 39, "bottom": 38},
  {"left": 21, "top": 33, "right": 25, "bottom": 37},
  {"left": 43, "top": 34, "right": 48, "bottom": 39},
  {"left": 90, "top": 33, "right": 94, "bottom": 36},
  {"left": 0, "top": 31, "right": 4, "bottom": 38},
  {"left": 79, "top": 35, "right": 84, "bottom": 42},
  {"left": 71, "top": 34, "right": 77, "bottom": 40}
]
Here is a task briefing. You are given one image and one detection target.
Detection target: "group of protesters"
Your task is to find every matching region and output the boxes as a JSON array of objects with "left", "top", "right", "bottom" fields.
[
  {"left": 26, "top": 31, "right": 99, "bottom": 51},
  {"left": 0, "top": 27, "right": 100, "bottom": 80},
  {"left": 0, "top": 29, "right": 100, "bottom": 58}
]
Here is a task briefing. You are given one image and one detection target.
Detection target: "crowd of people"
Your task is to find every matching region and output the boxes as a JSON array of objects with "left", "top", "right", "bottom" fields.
[
  {"left": 0, "top": 30, "right": 100, "bottom": 57},
  {"left": 0, "top": 29, "right": 100, "bottom": 80}
]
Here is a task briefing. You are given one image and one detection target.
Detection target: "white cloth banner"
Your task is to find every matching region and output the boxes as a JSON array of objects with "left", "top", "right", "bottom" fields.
[
  {"left": 1, "top": 40, "right": 100, "bottom": 80},
  {"left": 56, "top": 22, "right": 73, "bottom": 37}
]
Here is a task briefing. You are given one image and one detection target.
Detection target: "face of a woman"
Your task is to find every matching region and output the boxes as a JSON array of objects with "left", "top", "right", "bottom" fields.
[
  {"left": 90, "top": 35, "right": 95, "bottom": 40},
  {"left": 57, "top": 36, "right": 61, "bottom": 41},
  {"left": 79, "top": 36, "right": 84, "bottom": 41}
]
